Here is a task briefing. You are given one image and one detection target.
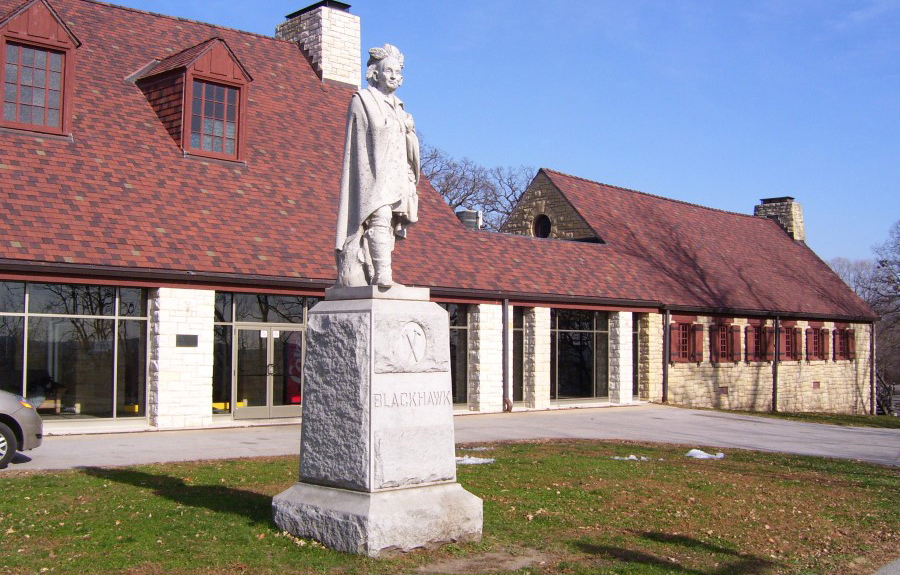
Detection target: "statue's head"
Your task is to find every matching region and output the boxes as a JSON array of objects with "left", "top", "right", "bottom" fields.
[{"left": 366, "top": 44, "right": 404, "bottom": 94}]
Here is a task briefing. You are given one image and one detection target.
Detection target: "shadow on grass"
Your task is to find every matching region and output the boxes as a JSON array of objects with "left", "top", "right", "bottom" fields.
[
  {"left": 79, "top": 466, "right": 273, "bottom": 527},
  {"left": 575, "top": 531, "right": 778, "bottom": 575}
]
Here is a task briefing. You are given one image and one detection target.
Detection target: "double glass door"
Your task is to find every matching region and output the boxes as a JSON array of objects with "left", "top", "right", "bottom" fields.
[{"left": 234, "top": 327, "right": 304, "bottom": 419}]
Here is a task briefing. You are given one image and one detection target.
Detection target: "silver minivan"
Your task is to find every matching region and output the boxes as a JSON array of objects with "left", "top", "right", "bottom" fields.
[{"left": 0, "top": 390, "right": 43, "bottom": 468}]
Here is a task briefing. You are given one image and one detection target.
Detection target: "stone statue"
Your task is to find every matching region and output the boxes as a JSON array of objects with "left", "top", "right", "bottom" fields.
[{"left": 334, "top": 44, "right": 420, "bottom": 287}]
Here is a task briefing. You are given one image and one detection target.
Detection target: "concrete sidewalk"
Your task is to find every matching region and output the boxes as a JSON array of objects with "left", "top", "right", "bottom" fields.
[{"left": 6, "top": 404, "right": 898, "bottom": 471}]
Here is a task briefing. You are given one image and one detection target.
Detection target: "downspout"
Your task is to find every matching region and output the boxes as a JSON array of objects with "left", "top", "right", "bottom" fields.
[
  {"left": 662, "top": 310, "right": 670, "bottom": 403},
  {"left": 502, "top": 299, "right": 512, "bottom": 412},
  {"left": 870, "top": 321, "right": 876, "bottom": 415},
  {"left": 772, "top": 316, "right": 780, "bottom": 413}
]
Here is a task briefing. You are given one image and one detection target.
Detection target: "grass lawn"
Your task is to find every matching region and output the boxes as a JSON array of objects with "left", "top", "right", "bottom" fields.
[
  {"left": 676, "top": 406, "right": 900, "bottom": 429},
  {"left": 1, "top": 441, "right": 897, "bottom": 575}
]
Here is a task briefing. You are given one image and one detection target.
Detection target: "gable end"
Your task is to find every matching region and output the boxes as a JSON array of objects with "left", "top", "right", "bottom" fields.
[{"left": 501, "top": 169, "right": 602, "bottom": 243}]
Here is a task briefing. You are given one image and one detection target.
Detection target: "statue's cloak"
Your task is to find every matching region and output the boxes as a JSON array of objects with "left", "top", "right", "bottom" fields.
[{"left": 335, "top": 87, "right": 419, "bottom": 253}]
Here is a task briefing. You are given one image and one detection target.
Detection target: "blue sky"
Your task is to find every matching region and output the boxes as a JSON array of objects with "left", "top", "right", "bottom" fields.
[{"left": 115, "top": 0, "right": 898, "bottom": 261}]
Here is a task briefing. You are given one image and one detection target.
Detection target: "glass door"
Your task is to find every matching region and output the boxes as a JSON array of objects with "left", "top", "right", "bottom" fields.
[{"left": 234, "top": 327, "right": 304, "bottom": 419}]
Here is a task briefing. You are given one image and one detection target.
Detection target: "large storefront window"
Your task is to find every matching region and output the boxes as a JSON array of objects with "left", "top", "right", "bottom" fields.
[
  {"left": 439, "top": 303, "right": 469, "bottom": 405},
  {"left": 0, "top": 281, "right": 148, "bottom": 419},
  {"left": 550, "top": 309, "right": 609, "bottom": 400},
  {"left": 213, "top": 292, "right": 318, "bottom": 417}
]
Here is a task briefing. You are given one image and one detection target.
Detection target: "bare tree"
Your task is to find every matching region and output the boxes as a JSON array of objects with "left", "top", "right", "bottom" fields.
[
  {"left": 829, "top": 220, "right": 900, "bottom": 413},
  {"left": 419, "top": 141, "right": 533, "bottom": 231}
]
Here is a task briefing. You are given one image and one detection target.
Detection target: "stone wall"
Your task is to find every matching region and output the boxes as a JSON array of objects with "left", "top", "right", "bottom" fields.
[
  {"left": 665, "top": 316, "right": 871, "bottom": 414},
  {"left": 608, "top": 311, "right": 633, "bottom": 404},
  {"left": 639, "top": 313, "right": 664, "bottom": 402},
  {"left": 148, "top": 288, "right": 215, "bottom": 429},
  {"left": 524, "top": 307, "right": 551, "bottom": 409},
  {"left": 467, "top": 304, "right": 503, "bottom": 412},
  {"left": 275, "top": 5, "right": 360, "bottom": 87},
  {"left": 501, "top": 171, "right": 598, "bottom": 241}
]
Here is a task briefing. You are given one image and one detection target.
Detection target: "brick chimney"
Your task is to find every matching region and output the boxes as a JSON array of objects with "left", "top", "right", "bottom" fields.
[
  {"left": 276, "top": 1, "right": 360, "bottom": 87},
  {"left": 754, "top": 197, "right": 805, "bottom": 241}
]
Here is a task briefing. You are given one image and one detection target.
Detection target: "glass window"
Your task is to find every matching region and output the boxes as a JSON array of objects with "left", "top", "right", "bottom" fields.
[
  {"left": 440, "top": 303, "right": 469, "bottom": 405},
  {"left": 234, "top": 294, "right": 305, "bottom": 324},
  {"left": 27, "top": 317, "right": 115, "bottom": 418},
  {"left": 119, "top": 288, "right": 147, "bottom": 317},
  {"left": 117, "top": 320, "right": 146, "bottom": 417},
  {"left": 0, "top": 281, "right": 25, "bottom": 312},
  {"left": 29, "top": 284, "right": 115, "bottom": 316},
  {"left": 215, "top": 292, "right": 233, "bottom": 323},
  {"left": 189, "top": 79, "right": 239, "bottom": 157},
  {"left": 512, "top": 307, "right": 524, "bottom": 402},
  {"left": 3, "top": 42, "right": 63, "bottom": 130},
  {"left": 213, "top": 325, "right": 232, "bottom": 413},
  {"left": 0, "top": 316, "right": 24, "bottom": 396},
  {"left": 550, "top": 309, "right": 609, "bottom": 400}
]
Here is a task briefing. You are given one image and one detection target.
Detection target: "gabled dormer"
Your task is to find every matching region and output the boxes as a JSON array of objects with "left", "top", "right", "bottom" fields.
[
  {"left": 136, "top": 37, "right": 252, "bottom": 161},
  {"left": 501, "top": 169, "right": 603, "bottom": 243},
  {"left": 1, "top": 0, "right": 80, "bottom": 135}
]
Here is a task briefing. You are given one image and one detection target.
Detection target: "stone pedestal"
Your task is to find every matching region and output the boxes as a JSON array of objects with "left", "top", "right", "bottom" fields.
[{"left": 273, "top": 286, "right": 483, "bottom": 557}]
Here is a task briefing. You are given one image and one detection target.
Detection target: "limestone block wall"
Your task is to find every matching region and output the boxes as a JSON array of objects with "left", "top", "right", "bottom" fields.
[
  {"left": 501, "top": 172, "right": 597, "bottom": 241},
  {"left": 276, "top": 5, "right": 361, "bottom": 87},
  {"left": 639, "top": 313, "right": 664, "bottom": 402},
  {"left": 467, "top": 304, "right": 503, "bottom": 412},
  {"left": 524, "top": 307, "right": 551, "bottom": 409},
  {"left": 666, "top": 316, "right": 871, "bottom": 414},
  {"left": 608, "top": 311, "right": 633, "bottom": 404},
  {"left": 148, "top": 288, "right": 215, "bottom": 429}
]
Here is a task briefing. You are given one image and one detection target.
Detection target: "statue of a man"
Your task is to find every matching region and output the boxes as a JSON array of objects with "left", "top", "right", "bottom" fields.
[{"left": 334, "top": 44, "right": 420, "bottom": 287}]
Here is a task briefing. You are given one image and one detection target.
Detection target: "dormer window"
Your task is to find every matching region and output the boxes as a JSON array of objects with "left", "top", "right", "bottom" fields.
[
  {"left": 4, "top": 43, "right": 63, "bottom": 128},
  {"left": 0, "top": 0, "right": 80, "bottom": 135},
  {"left": 189, "top": 79, "right": 239, "bottom": 157},
  {"left": 136, "top": 37, "right": 251, "bottom": 162}
]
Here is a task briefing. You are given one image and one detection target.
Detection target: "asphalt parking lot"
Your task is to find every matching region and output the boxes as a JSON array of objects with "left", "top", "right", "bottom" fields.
[{"left": 6, "top": 404, "right": 899, "bottom": 471}]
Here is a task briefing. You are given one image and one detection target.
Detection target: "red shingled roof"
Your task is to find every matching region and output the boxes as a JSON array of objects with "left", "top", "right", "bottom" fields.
[{"left": 0, "top": 0, "right": 875, "bottom": 321}]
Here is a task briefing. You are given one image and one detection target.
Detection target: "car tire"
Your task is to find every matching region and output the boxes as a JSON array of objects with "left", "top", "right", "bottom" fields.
[{"left": 0, "top": 421, "right": 17, "bottom": 469}]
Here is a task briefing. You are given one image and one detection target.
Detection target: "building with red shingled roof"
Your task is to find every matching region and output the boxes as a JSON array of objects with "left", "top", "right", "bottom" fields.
[{"left": 0, "top": 0, "right": 877, "bottom": 433}]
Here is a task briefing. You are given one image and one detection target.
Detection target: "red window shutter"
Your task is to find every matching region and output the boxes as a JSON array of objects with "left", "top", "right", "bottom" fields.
[
  {"left": 669, "top": 324, "right": 681, "bottom": 363},
  {"left": 848, "top": 329, "right": 856, "bottom": 360},
  {"left": 764, "top": 327, "right": 775, "bottom": 361},
  {"left": 793, "top": 328, "right": 802, "bottom": 361},
  {"left": 730, "top": 325, "right": 741, "bottom": 362},
  {"left": 822, "top": 329, "right": 830, "bottom": 360},
  {"left": 805, "top": 328, "right": 814, "bottom": 361},
  {"left": 777, "top": 327, "right": 787, "bottom": 360},
  {"left": 746, "top": 326, "right": 756, "bottom": 361},
  {"left": 709, "top": 324, "right": 720, "bottom": 364},
  {"left": 692, "top": 324, "right": 704, "bottom": 363},
  {"left": 833, "top": 329, "right": 839, "bottom": 360}
]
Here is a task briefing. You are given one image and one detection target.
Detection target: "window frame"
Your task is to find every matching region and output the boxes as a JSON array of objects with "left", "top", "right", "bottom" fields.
[
  {"left": 710, "top": 322, "right": 740, "bottom": 364},
  {"left": 669, "top": 321, "right": 702, "bottom": 364},
  {"left": 1, "top": 36, "right": 74, "bottom": 136},
  {"left": 182, "top": 71, "right": 247, "bottom": 162}
]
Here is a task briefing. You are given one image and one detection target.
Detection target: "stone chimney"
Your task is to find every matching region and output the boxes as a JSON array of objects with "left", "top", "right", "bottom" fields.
[
  {"left": 276, "top": 1, "right": 360, "bottom": 87},
  {"left": 455, "top": 209, "right": 483, "bottom": 230},
  {"left": 754, "top": 197, "right": 805, "bottom": 241}
]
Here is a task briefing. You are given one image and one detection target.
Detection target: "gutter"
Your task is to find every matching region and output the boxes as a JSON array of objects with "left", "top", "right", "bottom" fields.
[
  {"left": 772, "top": 316, "right": 780, "bottom": 413},
  {"left": 662, "top": 310, "right": 670, "bottom": 403},
  {"left": 870, "top": 321, "right": 876, "bottom": 415}
]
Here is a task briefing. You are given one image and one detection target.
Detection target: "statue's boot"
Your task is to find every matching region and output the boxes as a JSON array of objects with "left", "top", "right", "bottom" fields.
[{"left": 368, "top": 224, "right": 393, "bottom": 286}]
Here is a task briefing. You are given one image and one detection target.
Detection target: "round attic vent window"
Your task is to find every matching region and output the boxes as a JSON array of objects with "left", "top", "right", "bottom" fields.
[{"left": 533, "top": 214, "right": 552, "bottom": 238}]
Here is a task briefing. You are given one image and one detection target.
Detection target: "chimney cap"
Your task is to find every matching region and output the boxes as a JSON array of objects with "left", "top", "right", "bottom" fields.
[
  {"left": 760, "top": 196, "right": 795, "bottom": 204},
  {"left": 286, "top": 1, "right": 351, "bottom": 19}
]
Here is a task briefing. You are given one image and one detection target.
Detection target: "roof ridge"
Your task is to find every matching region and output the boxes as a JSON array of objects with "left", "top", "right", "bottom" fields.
[
  {"left": 71, "top": 0, "right": 292, "bottom": 44},
  {"left": 542, "top": 167, "right": 762, "bottom": 221}
]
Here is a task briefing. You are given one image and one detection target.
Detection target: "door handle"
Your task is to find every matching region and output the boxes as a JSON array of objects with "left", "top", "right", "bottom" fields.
[{"left": 267, "top": 363, "right": 275, "bottom": 376}]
